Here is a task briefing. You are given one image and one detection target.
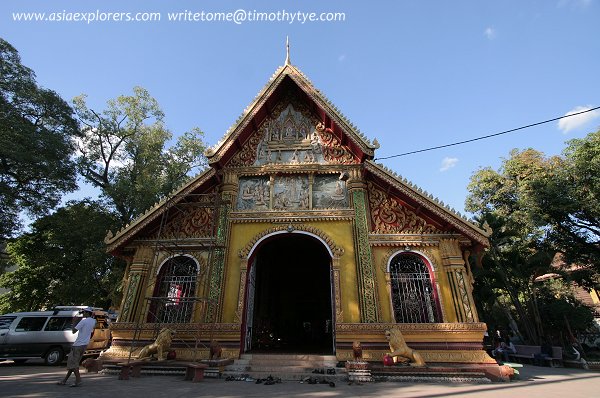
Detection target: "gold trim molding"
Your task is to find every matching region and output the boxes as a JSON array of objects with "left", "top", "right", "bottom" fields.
[{"left": 238, "top": 224, "right": 344, "bottom": 258}]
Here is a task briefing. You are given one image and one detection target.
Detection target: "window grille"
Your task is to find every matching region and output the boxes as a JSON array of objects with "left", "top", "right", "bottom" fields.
[
  {"left": 148, "top": 256, "right": 197, "bottom": 324},
  {"left": 390, "top": 254, "right": 440, "bottom": 323}
]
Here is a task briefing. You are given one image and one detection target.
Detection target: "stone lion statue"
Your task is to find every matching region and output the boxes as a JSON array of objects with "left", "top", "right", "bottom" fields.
[
  {"left": 385, "top": 328, "right": 426, "bottom": 367},
  {"left": 137, "top": 328, "right": 175, "bottom": 361}
]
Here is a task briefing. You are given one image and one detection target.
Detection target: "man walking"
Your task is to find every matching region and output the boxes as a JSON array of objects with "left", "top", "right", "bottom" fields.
[{"left": 57, "top": 307, "right": 96, "bottom": 387}]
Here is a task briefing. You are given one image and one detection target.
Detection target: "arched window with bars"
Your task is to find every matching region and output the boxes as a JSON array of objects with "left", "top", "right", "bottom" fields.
[
  {"left": 148, "top": 256, "right": 198, "bottom": 324},
  {"left": 389, "top": 252, "right": 441, "bottom": 323}
]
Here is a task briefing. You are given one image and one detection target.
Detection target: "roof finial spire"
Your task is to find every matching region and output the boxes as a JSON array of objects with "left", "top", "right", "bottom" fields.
[{"left": 285, "top": 36, "right": 291, "bottom": 65}]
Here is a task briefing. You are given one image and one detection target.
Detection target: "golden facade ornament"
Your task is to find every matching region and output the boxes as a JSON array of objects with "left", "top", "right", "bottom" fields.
[
  {"left": 367, "top": 182, "right": 443, "bottom": 234},
  {"left": 238, "top": 224, "right": 344, "bottom": 258},
  {"left": 228, "top": 96, "right": 357, "bottom": 168},
  {"left": 158, "top": 206, "right": 215, "bottom": 239}
]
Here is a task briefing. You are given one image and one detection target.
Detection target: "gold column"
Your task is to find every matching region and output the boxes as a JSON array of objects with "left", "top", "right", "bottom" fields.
[
  {"left": 348, "top": 168, "right": 380, "bottom": 323},
  {"left": 235, "top": 258, "right": 249, "bottom": 323},
  {"left": 332, "top": 256, "right": 344, "bottom": 322},
  {"left": 119, "top": 245, "right": 153, "bottom": 323},
  {"left": 439, "top": 239, "right": 478, "bottom": 322},
  {"left": 205, "top": 172, "right": 235, "bottom": 323}
]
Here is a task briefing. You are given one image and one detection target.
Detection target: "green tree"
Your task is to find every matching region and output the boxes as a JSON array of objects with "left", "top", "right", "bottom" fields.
[
  {"left": 72, "top": 87, "right": 207, "bottom": 224},
  {"left": 0, "top": 38, "right": 79, "bottom": 239},
  {"left": 467, "top": 139, "right": 600, "bottom": 344},
  {"left": 467, "top": 149, "right": 569, "bottom": 344},
  {"left": 0, "top": 200, "right": 125, "bottom": 313},
  {"left": 527, "top": 130, "right": 600, "bottom": 276}
]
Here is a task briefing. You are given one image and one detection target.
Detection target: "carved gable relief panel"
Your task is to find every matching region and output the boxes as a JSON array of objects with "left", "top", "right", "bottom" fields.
[
  {"left": 273, "top": 175, "right": 309, "bottom": 210},
  {"left": 227, "top": 96, "right": 356, "bottom": 167},
  {"left": 159, "top": 206, "right": 215, "bottom": 239},
  {"left": 237, "top": 176, "right": 270, "bottom": 211},
  {"left": 313, "top": 175, "right": 348, "bottom": 209},
  {"left": 367, "top": 182, "right": 443, "bottom": 234}
]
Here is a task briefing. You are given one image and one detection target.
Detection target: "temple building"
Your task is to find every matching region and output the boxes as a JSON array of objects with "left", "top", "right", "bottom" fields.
[{"left": 103, "top": 53, "right": 496, "bottom": 370}]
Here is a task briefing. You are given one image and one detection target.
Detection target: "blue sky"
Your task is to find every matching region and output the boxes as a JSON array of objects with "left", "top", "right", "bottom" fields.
[{"left": 2, "top": 0, "right": 599, "bottom": 215}]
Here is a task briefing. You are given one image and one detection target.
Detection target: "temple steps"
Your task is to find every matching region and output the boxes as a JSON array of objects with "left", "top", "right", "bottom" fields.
[{"left": 223, "top": 354, "right": 343, "bottom": 381}]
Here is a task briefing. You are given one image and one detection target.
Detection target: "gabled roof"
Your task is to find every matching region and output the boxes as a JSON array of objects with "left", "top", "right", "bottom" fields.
[
  {"left": 204, "top": 62, "right": 380, "bottom": 168},
  {"left": 365, "top": 161, "right": 491, "bottom": 247}
]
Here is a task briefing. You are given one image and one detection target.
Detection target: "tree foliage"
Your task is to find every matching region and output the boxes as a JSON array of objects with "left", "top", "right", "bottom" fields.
[
  {"left": 527, "top": 131, "right": 600, "bottom": 272},
  {"left": 0, "top": 200, "right": 125, "bottom": 313},
  {"left": 0, "top": 38, "right": 79, "bottom": 239},
  {"left": 73, "top": 87, "right": 207, "bottom": 224},
  {"left": 467, "top": 132, "right": 600, "bottom": 344}
]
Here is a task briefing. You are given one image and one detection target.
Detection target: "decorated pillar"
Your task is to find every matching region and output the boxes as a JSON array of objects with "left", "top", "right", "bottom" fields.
[
  {"left": 118, "top": 246, "right": 153, "bottom": 323},
  {"left": 348, "top": 168, "right": 380, "bottom": 323},
  {"left": 331, "top": 256, "right": 344, "bottom": 322},
  {"left": 205, "top": 172, "right": 235, "bottom": 323},
  {"left": 235, "top": 258, "right": 249, "bottom": 323},
  {"left": 439, "top": 238, "right": 478, "bottom": 322}
]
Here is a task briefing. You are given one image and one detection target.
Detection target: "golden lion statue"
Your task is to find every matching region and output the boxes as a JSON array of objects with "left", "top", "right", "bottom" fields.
[
  {"left": 137, "top": 328, "right": 175, "bottom": 361},
  {"left": 209, "top": 339, "right": 222, "bottom": 360},
  {"left": 385, "top": 328, "right": 426, "bottom": 367}
]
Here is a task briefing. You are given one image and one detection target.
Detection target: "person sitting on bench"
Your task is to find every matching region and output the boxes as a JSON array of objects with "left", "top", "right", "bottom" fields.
[
  {"left": 493, "top": 338, "right": 516, "bottom": 362},
  {"left": 533, "top": 340, "right": 553, "bottom": 366}
]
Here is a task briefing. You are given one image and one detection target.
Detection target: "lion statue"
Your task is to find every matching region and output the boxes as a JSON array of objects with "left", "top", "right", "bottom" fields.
[
  {"left": 352, "top": 341, "right": 363, "bottom": 361},
  {"left": 385, "top": 328, "right": 426, "bottom": 367},
  {"left": 137, "top": 328, "right": 175, "bottom": 361},
  {"left": 209, "top": 339, "right": 222, "bottom": 360}
]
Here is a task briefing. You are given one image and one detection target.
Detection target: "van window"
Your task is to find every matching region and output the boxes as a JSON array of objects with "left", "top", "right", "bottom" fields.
[
  {"left": 45, "top": 317, "right": 74, "bottom": 331},
  {"left": 0, "top": 316, "right": 16, "bottom": 329},
  {"left": 15, "top": 316, "right": 47, "bottom": 332}
]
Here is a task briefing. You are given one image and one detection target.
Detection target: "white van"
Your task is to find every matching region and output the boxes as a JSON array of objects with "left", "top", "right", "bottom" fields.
[{"left": 0, "top": 306, "right": 111, "bottom": 365}]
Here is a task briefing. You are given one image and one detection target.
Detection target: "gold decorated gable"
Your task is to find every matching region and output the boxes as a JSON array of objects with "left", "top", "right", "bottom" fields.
[
  {"left": 227, "top": 95, "right": 356, "bottom": 168},
  {"left": 157, "top": 205, "right": 215, "bottom": 239},
  {"left": 367, "top": 181, "right": 443, "bottom": 234}
]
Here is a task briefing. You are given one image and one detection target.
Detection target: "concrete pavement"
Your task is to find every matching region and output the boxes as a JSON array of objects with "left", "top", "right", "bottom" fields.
[{"left": 1, "top": 359, "right": 599, "bottom": 398}]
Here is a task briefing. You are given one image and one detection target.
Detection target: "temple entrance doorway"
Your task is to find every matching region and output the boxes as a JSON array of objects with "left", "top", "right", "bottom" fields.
[{"left": 244, "top": 233, "right": 334, "bottom": 354}]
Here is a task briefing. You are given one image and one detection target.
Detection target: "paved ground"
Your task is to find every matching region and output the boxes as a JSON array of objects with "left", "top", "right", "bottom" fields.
[{"left": 1, "top": 359, "right": 599, "bottom": 398}]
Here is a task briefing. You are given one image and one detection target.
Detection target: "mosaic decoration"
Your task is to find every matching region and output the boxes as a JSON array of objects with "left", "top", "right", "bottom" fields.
[
  {"left": 367, "top": 182, "right": 443, "bottom": 234},
  {"left": 455, "top": 271, "right": 476, "bottom": 322},
  {"left": 206, "top": 193, "right": 231, "bottom": 323},
  {"left": 236, "top": 177, "right": 270, "bottom": 211},
  {"left": 159, "top": 206, "right": 214, "bottom": 239},
  {"left": 228, "top": 96, "right": 357, "bottom": 167},
  {"left": 448, "top": 270, "right": 476, "bottom": 323},
  {"left": 119, "top": 273, "right": 140, "bottom": 322},
  {"left": 272, "top": 175, "right": 309, "bottom": 210},
  {"left": 313, "top": 175, "right": 348, "bottom": 208},
  {"left": 352, "top": 189, "right": 380, "bottom": 323}
]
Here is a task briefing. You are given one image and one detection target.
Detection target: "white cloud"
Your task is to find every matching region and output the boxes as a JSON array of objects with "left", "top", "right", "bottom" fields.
[
  {"left": 557, "top": 105, "right": 600, "bottom": 133},
  {"left": 484, "top": 27, "right": 496, "bottom": 40},
  {"left": 440, "top": 157, "right": 459, "bottom": 172}
]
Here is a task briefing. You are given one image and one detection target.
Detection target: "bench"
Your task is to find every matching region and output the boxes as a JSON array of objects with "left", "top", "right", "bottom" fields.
[
  {"left": 117, "top": 360, "right": 146, "bottom": 380},
  {"left": 184, "top": 363, "right": 209, "bottom": 382},
  {"left": 508, "top": 345, "right": 563, "bottom": 367}
]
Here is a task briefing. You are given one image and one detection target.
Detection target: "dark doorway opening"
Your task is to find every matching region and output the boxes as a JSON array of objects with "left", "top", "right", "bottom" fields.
[{"left": 250, "top": 234, "right": 333, "bottom": 354}]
